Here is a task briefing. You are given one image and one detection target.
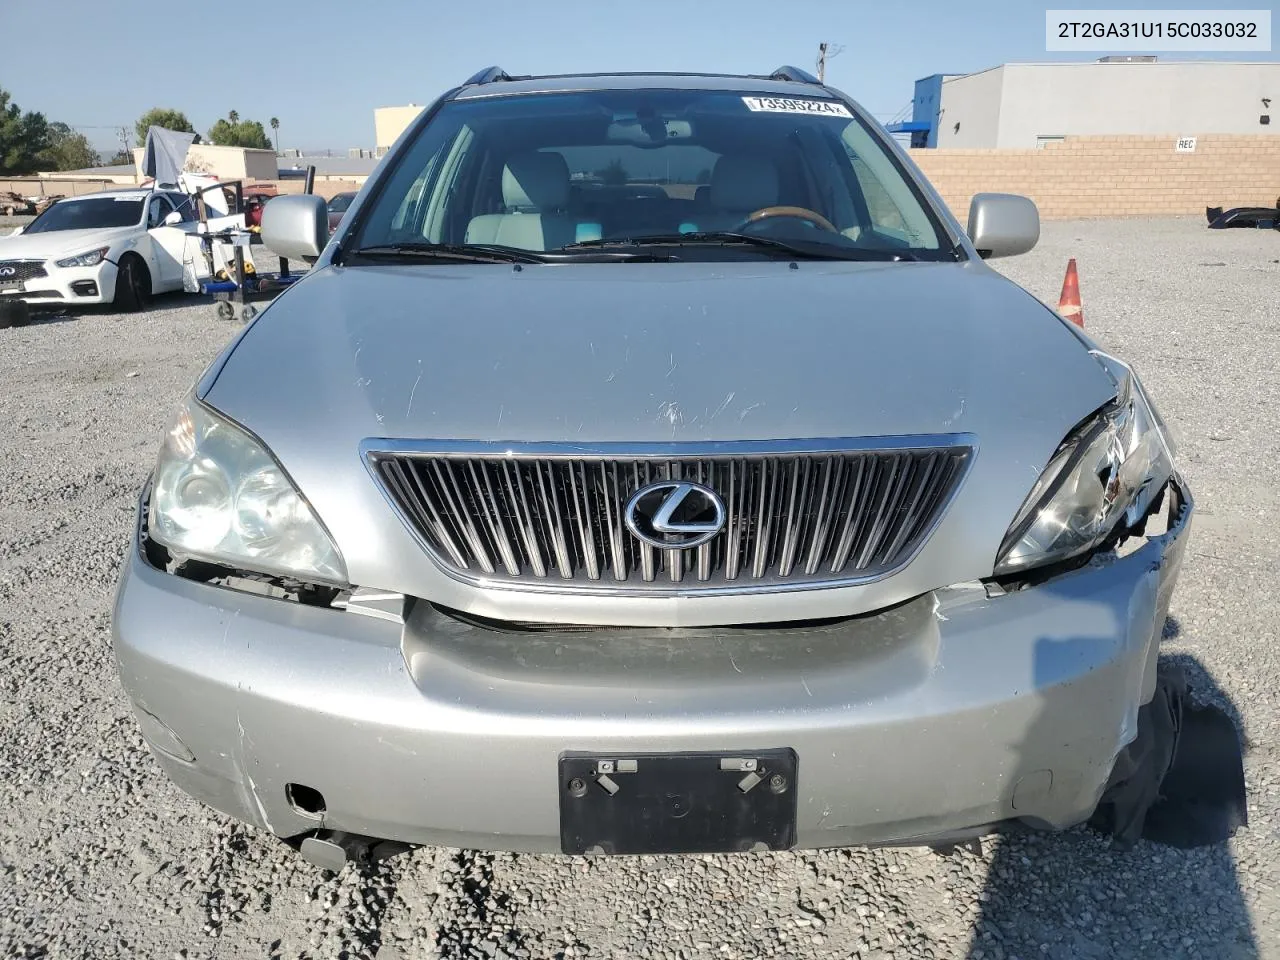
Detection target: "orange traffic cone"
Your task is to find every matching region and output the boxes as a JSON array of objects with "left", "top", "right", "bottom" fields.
[{"left": 1058, "top": 259, "right": 1084, "bottom": 328}]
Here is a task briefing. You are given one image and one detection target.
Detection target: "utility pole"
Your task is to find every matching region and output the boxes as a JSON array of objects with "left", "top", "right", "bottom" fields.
[{"left": 117, "top": 127, "right": 136, "bottom": 182}]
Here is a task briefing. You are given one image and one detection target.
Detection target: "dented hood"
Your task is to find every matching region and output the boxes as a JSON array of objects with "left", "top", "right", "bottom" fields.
[{"left": 203, "top": 258, "right": 1119, "bottom": 614}]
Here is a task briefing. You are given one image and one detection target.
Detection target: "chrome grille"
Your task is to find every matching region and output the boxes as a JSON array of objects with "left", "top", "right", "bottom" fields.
[
  {"left": 0, "top": 261, "right": 47, "bottom": 284},
  {"left": 369, "top": 439, "right": 973, "bottom": 594}
]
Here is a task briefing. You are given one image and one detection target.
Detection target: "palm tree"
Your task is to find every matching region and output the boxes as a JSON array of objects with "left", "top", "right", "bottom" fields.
[
  {"left": 269, "top": 117, "right": 280, "bottom": 154},
  {"left": 228, "top": 110, "right": 239, "bottom": 124}
]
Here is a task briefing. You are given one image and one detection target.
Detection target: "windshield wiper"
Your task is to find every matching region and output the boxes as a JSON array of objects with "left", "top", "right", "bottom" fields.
[
  {"left": 563, "top": 232, "right": 919, "bottom": 262},
  {"left": 349, "top": 241, "right": 675, "bottom": 265},
  {"left": 350, "top": 242, "right": 548, "bottom": 264}
]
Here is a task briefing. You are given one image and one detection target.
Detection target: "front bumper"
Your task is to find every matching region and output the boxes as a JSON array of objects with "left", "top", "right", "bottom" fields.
[
  {"left": 0, "top": 260, "right": 116, "bottom": 306},
  {"left": 112, "top": 477, "right": 1192, "bottom": 852}
]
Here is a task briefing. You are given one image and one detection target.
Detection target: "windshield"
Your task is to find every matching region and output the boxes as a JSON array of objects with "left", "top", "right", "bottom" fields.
[
  {"left": 350, "top": 89, "right": 954, "bottom": 262},
  {"left": 25, "top": 195, "right": 146, "bottom": 234},
  {"left": 328, "top": 194, "right": 355, "bottom": 212}
]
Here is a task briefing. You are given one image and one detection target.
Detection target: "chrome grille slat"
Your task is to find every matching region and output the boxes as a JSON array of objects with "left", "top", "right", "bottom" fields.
[
  {"left": 393, "top": 459, "right": 470, "bottom": 568},
  {"left": 829, "top": 458, "right": 870, "bottom": 572},
  {"left": 803, "top": 457, "right": 839, "bottom": 576},
  {"left": 470, "top": 460, "right": 520, "bottom": 576},
  {"left": 436, "top": 460, "right": 495, "bottom": 574},
  {"left": 370, "top": 440, "right": 971, "bottom": 594},
  {"left": 504, "top": 460, "right": 547, "bottom": 578},
  {"left": 856, "top": 456, "right": 911, "bottom": 570},
  {"left": 601, "top": 462, "right": 627, "bottom": 581}
]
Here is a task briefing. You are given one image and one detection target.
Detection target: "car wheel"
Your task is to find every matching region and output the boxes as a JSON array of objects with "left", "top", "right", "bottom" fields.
[
  {"left": 241, "top": 304, "right": 258, "bottom": 323},
  {"left": 114, "top": 255, "right": 152, "bottom": 313}
]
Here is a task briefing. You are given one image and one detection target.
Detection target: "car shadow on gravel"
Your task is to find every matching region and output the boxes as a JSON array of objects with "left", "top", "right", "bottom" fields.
[
  {"left": 967, "top": 646, "right": 1255, "bottom": 960},
  {"left": 11, "top": 292, "right": 208, "bottom": 327}
]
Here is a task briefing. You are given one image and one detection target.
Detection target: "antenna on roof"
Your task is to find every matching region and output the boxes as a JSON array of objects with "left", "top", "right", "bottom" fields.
[
  {"left": 814, "top": 43, "right": 845, "bottom": 83},
  {"left": 464, "top": 66, "right": 512, "bottom": 86}
]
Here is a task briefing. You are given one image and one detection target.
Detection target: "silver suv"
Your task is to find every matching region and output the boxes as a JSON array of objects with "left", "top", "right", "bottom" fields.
[{"left": 112, "top": 67, "right": 1191, "bottom": 866}]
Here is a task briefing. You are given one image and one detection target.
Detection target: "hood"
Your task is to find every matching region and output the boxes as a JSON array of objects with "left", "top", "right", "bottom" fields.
[
  {"left": 0, "top": 226, "right": 138, "bottom": 261},
  {"left": 204, "top": 259, "right": 1119, "bottom": 618},
  {"left": 210, "top": 259, "right": 1114, "bottom": 442}
]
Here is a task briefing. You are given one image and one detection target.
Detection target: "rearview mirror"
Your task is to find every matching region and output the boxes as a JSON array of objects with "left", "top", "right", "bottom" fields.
[
  {"left": 967, "top": 193, "right": 1039, "bottom": 259},
  {"left": 260, "top": 194, "right": 329, "bottom": 261}
]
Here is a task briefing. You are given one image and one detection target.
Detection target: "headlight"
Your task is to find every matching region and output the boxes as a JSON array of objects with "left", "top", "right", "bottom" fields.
[
  {"left": 148, "top": 397, "right": 347, "bottom": 584},
  {"left": 993, "top": 352, "right": 1176, "bottom": 575},
  {"left": 55, "top": 247, "right": 109, "bottom": 268}
]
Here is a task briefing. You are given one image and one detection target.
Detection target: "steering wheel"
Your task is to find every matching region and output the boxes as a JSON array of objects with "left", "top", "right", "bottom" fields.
[{"left": 737, "top": 205, "right": 838, "bottom": 233}]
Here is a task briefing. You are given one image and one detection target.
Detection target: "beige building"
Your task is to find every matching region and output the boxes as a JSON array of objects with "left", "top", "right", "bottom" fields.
[
  {"left": 375, "top": 104, "right": 426, "bottom": 151},
  {"left": 130, "top": 143, "right": 279, "bottom": 182},
  {"left": 929, "top": 60, "right": 1278, "bottom": 148}
]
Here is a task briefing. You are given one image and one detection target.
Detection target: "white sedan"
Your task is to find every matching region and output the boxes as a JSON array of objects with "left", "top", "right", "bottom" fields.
[{"left": 0, "top": 188, "right": 204, "bottom": 314}]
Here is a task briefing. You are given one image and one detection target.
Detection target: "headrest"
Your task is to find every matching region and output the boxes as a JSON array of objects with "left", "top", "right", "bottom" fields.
[
  {"left": 503, "top": 152, "right": 570, "bottom": 211},
  {"left": 709, "top": 155, "right": 778, "bottom": 211}
]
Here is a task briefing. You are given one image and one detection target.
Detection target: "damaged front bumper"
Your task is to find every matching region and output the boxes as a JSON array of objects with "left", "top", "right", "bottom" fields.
[{"left": 111, "top": 476, "right": 1192, "bottom": 853}]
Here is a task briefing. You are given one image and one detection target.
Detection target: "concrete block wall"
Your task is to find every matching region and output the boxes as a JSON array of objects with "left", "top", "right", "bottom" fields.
[
  {"left": 0, "top": 178, "right": 131, "bottom": 198},
  {"left": 909, "top": 134, "right": 1280, "bottom": 220}
]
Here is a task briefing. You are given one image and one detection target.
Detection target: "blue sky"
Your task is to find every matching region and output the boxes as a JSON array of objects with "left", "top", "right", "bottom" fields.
[{"left": 6, "top": 0, "right": 1276, "bottom": 156}]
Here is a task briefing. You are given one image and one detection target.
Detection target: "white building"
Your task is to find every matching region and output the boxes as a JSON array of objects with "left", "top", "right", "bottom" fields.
[{"left": 891, "top": 59, "right": 1278, "bottom": 149}]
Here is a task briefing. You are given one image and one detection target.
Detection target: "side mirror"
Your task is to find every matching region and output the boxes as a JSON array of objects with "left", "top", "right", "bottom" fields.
[
  {"left": 967, "top": 193, "right": 1039, "bottom": 259},
  {"left": 261, "top": 194, "right": 329, "bottom": 262},
  {"left": 163, "top": 210, "right": 183, "bottom": 226}
]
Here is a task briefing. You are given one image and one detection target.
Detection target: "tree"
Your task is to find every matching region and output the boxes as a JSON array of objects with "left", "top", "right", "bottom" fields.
[
  {"left": 207, "top": 112, "right": 272, "bottom": 150},
  {"left": 40, "top": 122, "right": 99, "bottom": 171},
  {"left": 269, "top": 117, "right": 280, "bottom": 153},
  {"left": 595, "top": 158, "right": 629, "bottom": 186},
  {"left": 135, "top": 107, "right": 195, "bottom": 146},
  {"left": 0, "top": 88, "right": 52, "bottom": 175}
]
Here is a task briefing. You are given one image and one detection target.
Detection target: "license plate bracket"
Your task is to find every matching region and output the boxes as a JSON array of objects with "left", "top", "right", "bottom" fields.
[{"left": 559, "top": 749, "right": 798, "bottom": 855}]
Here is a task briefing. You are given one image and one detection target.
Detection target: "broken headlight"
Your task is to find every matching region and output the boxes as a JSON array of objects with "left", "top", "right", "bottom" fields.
[
  {"left": 993, "top": 353, "right": 1176, "bottom": 575},
  {"left": 148, "top": 396, "right": 347, "bottom": 585}
]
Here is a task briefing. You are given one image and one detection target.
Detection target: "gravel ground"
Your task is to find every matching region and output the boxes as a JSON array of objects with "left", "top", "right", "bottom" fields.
[{"left": 0, "top": 216, "right": 1277, "bottom": 959}]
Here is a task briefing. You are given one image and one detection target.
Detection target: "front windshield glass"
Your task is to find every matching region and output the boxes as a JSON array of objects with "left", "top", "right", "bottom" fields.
[
  {"left": 328, "top": 194, "right": 355, "bottom": 212},
  {"left": 351, "top": 89, "right": 954, "bottom": 261},
  {"left": 25, "top": 195, "right": 146, "bottom": 234}
]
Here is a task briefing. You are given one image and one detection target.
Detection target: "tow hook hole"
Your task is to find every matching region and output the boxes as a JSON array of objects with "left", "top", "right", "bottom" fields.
[{"left": 286, "top": 783, "right": 327, "bottom": 819}]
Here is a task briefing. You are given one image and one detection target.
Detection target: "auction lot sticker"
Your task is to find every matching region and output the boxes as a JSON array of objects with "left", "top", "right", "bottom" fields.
[
  {"left": 742, "top": 97, "right": 853, "bottom": 118},
  {"left": 1046, "top": 9, "right": 1271, "bottom": 50}
]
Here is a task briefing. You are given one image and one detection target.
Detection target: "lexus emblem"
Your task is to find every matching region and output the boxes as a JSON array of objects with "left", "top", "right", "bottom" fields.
[
  {"left": 625, "top": 480, "right": 726, "bottom": 549},
  {"left": 0, "top": 266, "right": 15, "bottom": 278}
]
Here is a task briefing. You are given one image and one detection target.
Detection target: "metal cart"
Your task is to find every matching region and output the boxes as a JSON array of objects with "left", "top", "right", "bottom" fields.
[{"left": 197, "top": 230, "right": 298, "bottom": 323}]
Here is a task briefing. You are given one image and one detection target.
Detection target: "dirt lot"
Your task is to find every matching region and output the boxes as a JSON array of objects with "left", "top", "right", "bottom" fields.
[{"left": 1, "top": 218, "right": 1277, "bottom": 959}]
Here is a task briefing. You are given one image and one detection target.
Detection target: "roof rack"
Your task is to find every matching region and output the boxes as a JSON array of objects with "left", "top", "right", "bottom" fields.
[
  {"left": 769, "top": 65, "right": 821, "bottom": 85},
  {"left": 463, "top": 66, "right": 513, "bottom": 86}
]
